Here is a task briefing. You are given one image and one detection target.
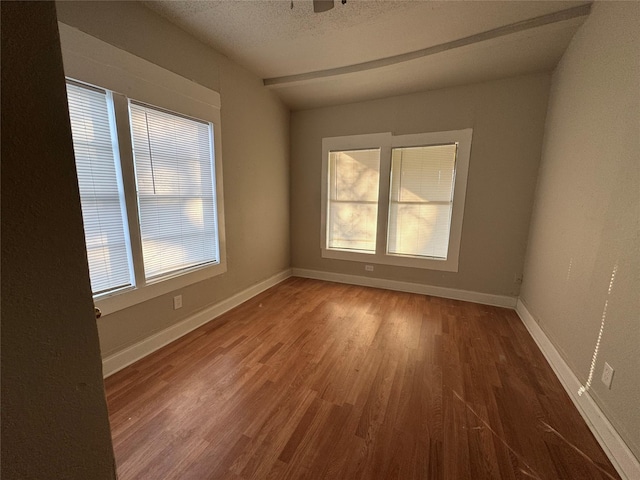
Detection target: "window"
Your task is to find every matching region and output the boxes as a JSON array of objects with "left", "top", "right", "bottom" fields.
[
  {"left": 327, "top": 148, "right": 380, "bottom": 253},
  {"left": 129, "top": 102, "right": 219, "bottom": 280},
  {"left": 66, "top": 79, "right": 226, "bottom": 312},
  {"left": 66, "top": 81, "right": 133, "bottom": 295},
  {"left": 387, "top": 144, "right": 457, "bottom": 259},
  {"left": 321, "top": 130, "right": 472, "bottom": 272}
]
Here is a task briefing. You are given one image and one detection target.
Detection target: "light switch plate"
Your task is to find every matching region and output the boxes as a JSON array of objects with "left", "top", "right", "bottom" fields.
[{"left": 173, "top": 295, "right": 183, "bottom": 310}]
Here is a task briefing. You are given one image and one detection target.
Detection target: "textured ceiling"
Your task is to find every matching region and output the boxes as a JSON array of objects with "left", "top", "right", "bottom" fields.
[{"left": 143, "top": 0, "right": 590, "bottom": 109}]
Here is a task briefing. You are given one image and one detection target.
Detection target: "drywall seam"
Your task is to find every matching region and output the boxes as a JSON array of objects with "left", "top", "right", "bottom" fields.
[
  {"left": 292, "top": 268, "right": 517, "bottom": 308},
  {"left": 516, "top": 299, "right": 640, "bottom": 480},
  {"left": 102, "top": 269, "right": 292, "bottom": 377}
]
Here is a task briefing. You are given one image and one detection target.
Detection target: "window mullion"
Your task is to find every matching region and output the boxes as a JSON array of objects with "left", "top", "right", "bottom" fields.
[
  {"left": 375, "top": 144, "right": 392, "bottom": 258},
  {"left": 111, "top": 93, "right": 147, "bottom": 287}
]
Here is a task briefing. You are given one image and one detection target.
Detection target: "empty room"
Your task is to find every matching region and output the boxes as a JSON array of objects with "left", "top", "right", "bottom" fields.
[{"left": 2, "top": 1, "right": 638, "bottom": 479}]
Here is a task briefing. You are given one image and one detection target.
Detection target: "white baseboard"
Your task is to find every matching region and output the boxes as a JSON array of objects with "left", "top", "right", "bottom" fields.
[
  {"left": 102, "top": 269, "right": 292, "bottom": 378},
  {"left": 292, "top": 268, "right": 517, "bottom": 308},
  {"left": 516, "top": 299, "right": 640, "bottom": 480}
]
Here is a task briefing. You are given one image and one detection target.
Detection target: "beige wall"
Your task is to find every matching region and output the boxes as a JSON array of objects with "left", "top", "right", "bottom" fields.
[
  {"left": 291, "top": 74, "right": 550, "bottom": 297},
  {"left": 1, "top": 3, "right": 116, "bottom": 477},
  {"left": 520, "top": 2, "right": 640, "bottom": 458},
  {"left": 56, "top": 0, "right": 222, "bottom": 92},
  {"left": 56, "top": 1, "right": 291, "bottom": 357}
]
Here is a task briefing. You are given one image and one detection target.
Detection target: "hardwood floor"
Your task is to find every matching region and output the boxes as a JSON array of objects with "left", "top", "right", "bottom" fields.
[{"left": 105, "top": 278, "right": 620, "bottom": 480}]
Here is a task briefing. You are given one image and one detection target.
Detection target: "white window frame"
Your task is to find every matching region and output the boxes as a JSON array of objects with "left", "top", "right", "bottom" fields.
[
  {"left": 321, "top": 129, "right": 472, "bottom": 272},
  {"left": 60, "top": 24, "right": 226, "bottom": 315}
]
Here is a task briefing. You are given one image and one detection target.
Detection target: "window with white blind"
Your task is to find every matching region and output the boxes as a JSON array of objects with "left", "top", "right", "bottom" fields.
[
  {"left": 388, "top": 144, "right": 457, "bottom": 259},
  {"left": 327, "top": 149, "right": 381, "bottom": 253},
  {"left": 129, "top": 102, "right": 219, "bottom": 280},
  {"left": 66, "top": 81, "right": 133, "bottom": 295},
  {"left": 321, "top": 130, "right": 472, "bottom": 272},
  {"left": 65, "top": 79, "right": 226, "bottom": 313}
]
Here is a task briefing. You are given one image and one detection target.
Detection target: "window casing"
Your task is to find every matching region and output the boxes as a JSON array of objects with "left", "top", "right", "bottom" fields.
[
  {"left": 60, "top": 24, "right": 226, "bottom": 316},
  {"left": 65, "top": 79, "right": 226, "bottom": 315},
  {"left": 321, "top": 130, "right": 472, "bottom": 272}
]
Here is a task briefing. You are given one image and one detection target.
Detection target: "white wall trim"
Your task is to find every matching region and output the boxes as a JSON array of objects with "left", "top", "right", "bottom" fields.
[
  {"left": 516, "top": 299, "right": 640, "bottom": 480},
  {"left": 102, "top": 269, "right": 292, "bottom": 378},
  {"left": 292, "top": 268, "right": 517, "bottom": 308}
]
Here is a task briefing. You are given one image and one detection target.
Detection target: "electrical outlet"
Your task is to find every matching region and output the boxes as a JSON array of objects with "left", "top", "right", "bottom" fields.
[
  {"left": 365, "top": 265, "right": 374, "bottom": 272},
  {"left": 173, "top": 295, "right": 183, "bottom": 310},
  {"left": 601, "top": 362, "right": 614, "bottom": 389}
]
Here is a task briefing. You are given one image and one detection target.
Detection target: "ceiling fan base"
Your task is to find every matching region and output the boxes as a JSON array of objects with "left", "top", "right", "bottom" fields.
[{"left": 313, "top": 0, "right": 335, "bottom": 13}]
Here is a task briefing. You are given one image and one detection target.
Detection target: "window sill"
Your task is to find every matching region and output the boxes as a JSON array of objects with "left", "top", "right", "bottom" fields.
[
  {"left": 94, "top": 260, "right": 227, "bottom": 316},
  {"left": 321, "top": 248, "right": 459, "bottom": 272}
]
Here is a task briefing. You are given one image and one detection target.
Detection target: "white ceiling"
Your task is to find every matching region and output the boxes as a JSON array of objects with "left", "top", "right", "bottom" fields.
[{"left": 143, "top": 0, "right": 590, "bottom": 109}]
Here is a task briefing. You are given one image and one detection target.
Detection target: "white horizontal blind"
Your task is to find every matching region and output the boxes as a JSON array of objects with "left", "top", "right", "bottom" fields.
[
  {"left": 66, "top": 82, "right": 133, "bottom": 294},
  {"left": 327, "top": 149, "right": 380, "bottom": 253},
  {"left": 129, "top": 102, "right": 219, "bottom": 280},
  {"left": 387, "top": 144, "right": 457, "bottom": 259}
]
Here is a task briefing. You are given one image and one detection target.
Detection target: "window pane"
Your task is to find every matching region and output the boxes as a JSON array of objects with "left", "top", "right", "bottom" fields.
[
  {"left": 327, "top": 149, "right": 380, "bottom": 253},
  {"left": 66, "top": 82, "right": 133, "bottom": 295},
  {"left": 129, "top": 102, "right": 219, "bottom": 280},
  {"left": 387, "top": 144, "right": 457, "bottom": 259}
]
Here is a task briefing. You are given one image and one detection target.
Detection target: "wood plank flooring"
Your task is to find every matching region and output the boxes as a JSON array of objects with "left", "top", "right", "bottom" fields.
[{"left": 105, "top": 278, "right": 620, "bottom": 480}]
